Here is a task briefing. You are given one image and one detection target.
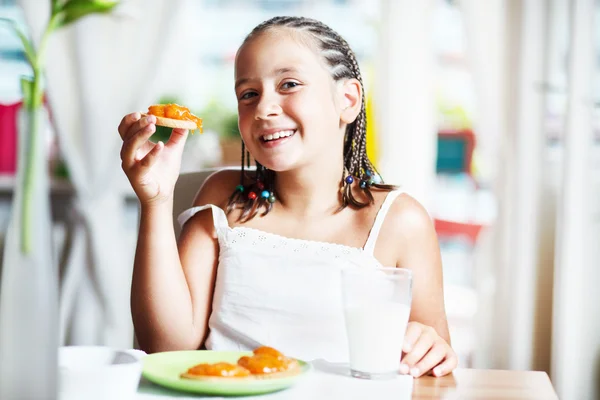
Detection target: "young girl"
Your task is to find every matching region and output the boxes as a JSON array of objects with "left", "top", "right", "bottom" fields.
[{"left": 118, "top": 16, "right": 457, "bottom": 378}]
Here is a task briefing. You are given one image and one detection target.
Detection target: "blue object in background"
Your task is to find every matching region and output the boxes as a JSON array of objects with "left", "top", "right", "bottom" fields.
[
  {"left": 437, "top": 136, "right": 468, "bottom": 174},
  {"left": 436, "top": 131, "right": 475, "bottom": 175}
]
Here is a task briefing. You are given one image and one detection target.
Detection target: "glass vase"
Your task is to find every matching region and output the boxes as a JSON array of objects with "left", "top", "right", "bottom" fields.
[{"left": 0, "top": 106, "right": 58, "bottom": 399}]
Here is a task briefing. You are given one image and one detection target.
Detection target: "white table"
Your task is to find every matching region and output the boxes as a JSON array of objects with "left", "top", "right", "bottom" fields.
[{"left": 137, "top": 360, "right": 414, "bottom": 400}]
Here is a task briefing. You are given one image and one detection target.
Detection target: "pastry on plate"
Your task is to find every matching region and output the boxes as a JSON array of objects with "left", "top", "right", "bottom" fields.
[
  {"left": 180, "top": 346, "right": 301, "bottom": 381},
  {"left": 237, "top": 346, "right": 301, "bottom": 379},
  {"left": 180, "top": 362, "right": 252, "bottom": 381}
]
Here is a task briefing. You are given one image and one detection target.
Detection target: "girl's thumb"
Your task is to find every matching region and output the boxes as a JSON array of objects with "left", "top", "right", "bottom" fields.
[{"left": 167, "top": 128, "right": 189, "bottom": 149}]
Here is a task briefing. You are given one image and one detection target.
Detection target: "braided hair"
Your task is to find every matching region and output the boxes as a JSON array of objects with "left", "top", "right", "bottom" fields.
[{"left": 227, "top": 16, "right": 396, "bottom": 222}]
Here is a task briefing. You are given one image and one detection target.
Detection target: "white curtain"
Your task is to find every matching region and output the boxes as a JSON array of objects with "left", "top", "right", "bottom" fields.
[
  {"left": 375, "top": 0, "right": 437, "bottom": 209},
  {"left": 462, "top": 0, "right": 598, "bottom": 398},
  {"left": 499, "top": 0, "right": 549, "bottom": 373},
  {"left": 458, "top": 0, "right": 509, "bottom": 369},
  {"left": 552, "top": 0, "right": 597, "bottom": 399},
  {"left": 19, "top": 0, "right": 189, "bottom": 348}
]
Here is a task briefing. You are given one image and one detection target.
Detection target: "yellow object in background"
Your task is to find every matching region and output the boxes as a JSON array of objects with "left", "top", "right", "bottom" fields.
[{"left": 365, "top": 91, "right": 378, "bottom": 166}]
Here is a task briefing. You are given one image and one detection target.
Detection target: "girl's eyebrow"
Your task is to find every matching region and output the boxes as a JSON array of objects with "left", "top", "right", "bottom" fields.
[
  {"left": 235, "top": 67, "right": 301, "bottom": 90},
  {"left": 235, "top": 78, "right": 250, "bottom": 90},
  {"left": 273, "top": 67, "right": 299, "bottom": 75}
]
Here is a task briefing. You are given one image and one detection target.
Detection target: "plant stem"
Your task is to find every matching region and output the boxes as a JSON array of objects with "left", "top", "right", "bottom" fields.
[
  {"left": 20, "top": 95, "right": 41, "bottom": 254},
  {"left": 19, "top": 14, "right": 56, "bottom": 255}
]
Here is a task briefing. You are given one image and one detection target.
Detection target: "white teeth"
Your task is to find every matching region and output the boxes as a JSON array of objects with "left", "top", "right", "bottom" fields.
[{"left": 262, "top": 130, "right": 294, "bottom": 142}]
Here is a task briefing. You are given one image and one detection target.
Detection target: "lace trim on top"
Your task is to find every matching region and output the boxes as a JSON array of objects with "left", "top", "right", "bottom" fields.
[
  {"left": 178, "top": 189, "right": 404, "bottom": 263},
  {"left": 220, "top": 226, "right": 366, "bottom": 259}
]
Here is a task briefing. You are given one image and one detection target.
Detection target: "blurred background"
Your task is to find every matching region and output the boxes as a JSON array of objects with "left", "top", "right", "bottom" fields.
[{"left": 0, "top": 0, "right": 598, "bottom": 398}]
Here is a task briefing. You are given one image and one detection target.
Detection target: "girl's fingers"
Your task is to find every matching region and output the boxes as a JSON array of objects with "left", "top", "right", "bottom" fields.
[
  {"left": 412, "top": 341, "right": 447, "bottom": 377},
  {"left": 399, "top": 322, "right": 457, "bottom": 378},
  {"left": 402, "top": 322, "right": 424, "bottom": 353},
  {"left": 133, "top": 141, "right": 156, "bottom": 162},
  {"left": 118, "top": 112, "right": 141, "bottom": 139},
  {"left": 134, "top": 141, "right": 164, "bottom": 173},
  {"left": 120, "top": 123, "right": 156, "bottom": 169},
  {"left": 401, "top": 327, "right": 436, "bottom": 369},
  {"left": 118, "top": 112, "right": 142, "bottom": 140},
  {"left": 432, "top": 353, "right": 458, "bottom": 377},
  {"left": 123, "top": 114, "right": 155, "bottom": 141}
]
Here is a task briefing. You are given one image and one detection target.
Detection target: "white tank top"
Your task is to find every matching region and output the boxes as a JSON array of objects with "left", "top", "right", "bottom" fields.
[{"left": 178, "top": 189, "right": 404, "bottom": 363}]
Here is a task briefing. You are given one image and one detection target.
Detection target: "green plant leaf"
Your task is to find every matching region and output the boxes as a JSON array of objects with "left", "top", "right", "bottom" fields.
[
  {"left": 56, "top": 0, "right": 119, "bottom": 27},
  {"left": 51, "top": 0, "right": 62, "bottom": 14},
  {"left": 20, "top": 76, "right": 34, "bottom": 109},
  {"left": 0, "top": 18, "right": 36, "bottom": 68}
]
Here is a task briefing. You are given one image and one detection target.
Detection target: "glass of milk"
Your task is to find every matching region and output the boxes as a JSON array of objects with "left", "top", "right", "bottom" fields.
[{"left": 341, "top": 266, "right": 412, "bottom": 379}]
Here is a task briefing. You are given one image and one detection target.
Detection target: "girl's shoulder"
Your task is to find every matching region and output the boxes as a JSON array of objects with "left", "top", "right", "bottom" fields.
[
  {"left": 180, "top": 169, "right": 247, "bottom": 234},
  {"left": 391, "top": 192, "right": 433, "bottom": 231},
  {"left": 375, "top": 189, "right": 437, "bottom": 248}
]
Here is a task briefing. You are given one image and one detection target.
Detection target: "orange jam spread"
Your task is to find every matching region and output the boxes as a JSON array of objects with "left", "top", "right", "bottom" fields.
[
  {"left": 185, "top": 362, "right": 251, "bottom": 378},
  {"left": 237, "top": 346, "right": 297, "bottom": 375},
  {"left": 147, "top": 103, "right": 203, "bottom": 133},
  {"left": 252, "top": 346, "right": 285, "bottom": 360}
]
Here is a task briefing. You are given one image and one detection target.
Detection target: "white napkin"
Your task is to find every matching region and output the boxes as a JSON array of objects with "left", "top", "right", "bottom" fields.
[{"left": 137, "top": 359, "right": 413, "bottom": 400}]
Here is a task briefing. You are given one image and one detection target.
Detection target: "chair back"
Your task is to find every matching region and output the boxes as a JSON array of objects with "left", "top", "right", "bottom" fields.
[
  {"left": 173, "top": 169, "right": 217, "bottom": 238},
  {"left": 173, "top": 167, "right": 245, "bottom": 238}
]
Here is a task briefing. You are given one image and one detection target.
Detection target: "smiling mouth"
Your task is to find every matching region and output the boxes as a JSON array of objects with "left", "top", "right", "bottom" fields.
[{"left": 261, "top": 130, "right": 296, "bottom": 143}]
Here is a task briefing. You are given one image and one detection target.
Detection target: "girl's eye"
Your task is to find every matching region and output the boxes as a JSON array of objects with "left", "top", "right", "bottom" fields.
[
  {"left": 281, "top": 81, "right": 299, "bottom": 90},
  {"left": 240, "top": 91, "right": 257, "bottom": 100}
]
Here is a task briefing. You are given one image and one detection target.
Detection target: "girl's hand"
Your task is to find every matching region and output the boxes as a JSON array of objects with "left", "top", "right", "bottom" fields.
[
  {"left": 399, "top": 321, "right": 458, "bottom": 378},
  {"left": 118, "top": 112, "right": 189, "bottom": 206}
]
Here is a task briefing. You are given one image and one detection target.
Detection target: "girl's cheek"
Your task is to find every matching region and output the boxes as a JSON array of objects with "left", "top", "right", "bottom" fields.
[{"left": 237, "top": 114, "right": 252, "bottom": 132}]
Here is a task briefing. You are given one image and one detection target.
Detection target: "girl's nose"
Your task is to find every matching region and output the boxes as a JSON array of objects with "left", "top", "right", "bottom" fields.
[{"left": 255, "top": 95, "right": 282, "bottom": 120}]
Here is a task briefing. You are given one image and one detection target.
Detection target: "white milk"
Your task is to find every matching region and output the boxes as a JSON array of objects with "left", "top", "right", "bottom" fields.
[{"left": 344, "top": 302, "right": 411, "bottom": 374}]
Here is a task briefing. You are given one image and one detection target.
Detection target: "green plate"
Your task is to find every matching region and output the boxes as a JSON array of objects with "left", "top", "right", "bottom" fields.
[{"left": 142, "top": 350, "right": 311, "bottom": 396}]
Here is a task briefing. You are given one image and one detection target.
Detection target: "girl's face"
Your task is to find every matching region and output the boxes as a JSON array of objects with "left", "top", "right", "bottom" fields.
[{"left": 234, "top": 30, "right": 345, "bottom": 172}]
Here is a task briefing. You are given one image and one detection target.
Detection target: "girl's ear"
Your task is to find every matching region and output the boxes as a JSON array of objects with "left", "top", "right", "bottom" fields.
[{"left": 339, "top": 78, "right": 362, "bottom": 124}]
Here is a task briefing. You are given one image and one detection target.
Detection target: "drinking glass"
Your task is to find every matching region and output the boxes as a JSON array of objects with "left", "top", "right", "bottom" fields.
[{"left": 341, "top": 266, "right": 412, "bottom": 379}]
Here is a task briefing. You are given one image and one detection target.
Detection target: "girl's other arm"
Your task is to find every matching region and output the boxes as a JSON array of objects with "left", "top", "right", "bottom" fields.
[
  {"left": 386, "top": 195, "right": 457, "bottom": 377},
  {"left": 394, "top": 196, "right": 450, "bottom": 341}
]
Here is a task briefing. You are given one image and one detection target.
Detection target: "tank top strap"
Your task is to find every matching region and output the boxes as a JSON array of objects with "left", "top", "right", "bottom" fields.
[
  {"left": 362, "top": 190, "right": 404, "bottom": 255},
  {"left": 177, "top": 204, "right": 229, "bottom": 231}
]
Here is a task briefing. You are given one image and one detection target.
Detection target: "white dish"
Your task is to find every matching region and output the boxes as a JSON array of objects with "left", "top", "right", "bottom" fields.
[{"left": 59, "top": 346, "right": 143, "bottom": 400}]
